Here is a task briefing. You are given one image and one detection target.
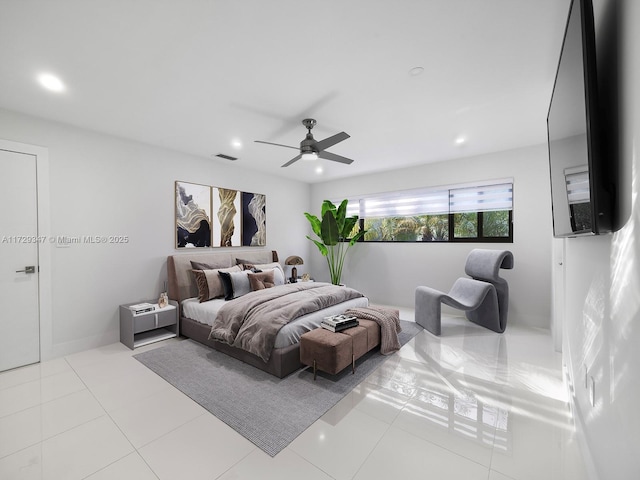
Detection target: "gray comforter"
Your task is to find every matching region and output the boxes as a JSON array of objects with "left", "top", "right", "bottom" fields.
[{"left": 208, "top": 282, "right": 365, "bottom": 362}]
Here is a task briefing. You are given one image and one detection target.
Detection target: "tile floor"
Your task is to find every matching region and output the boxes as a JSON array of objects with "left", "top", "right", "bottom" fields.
[{"left": 0, "top": 311, "right": 589, "bottom": 480}]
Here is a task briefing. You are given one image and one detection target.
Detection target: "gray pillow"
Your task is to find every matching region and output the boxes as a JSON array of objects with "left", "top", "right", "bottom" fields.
[{"left": 219, "top": 270, "right": 252, "bottom": 300}]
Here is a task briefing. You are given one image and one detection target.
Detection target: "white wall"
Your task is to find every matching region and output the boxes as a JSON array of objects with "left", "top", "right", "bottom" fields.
[
  {"left": 310, "top": 143, "right": 553, "bottom": 329},
  {"left": 0, "top": 108, "right": 311, "bottom": 358},
  {"left": 560, "top": 0, "right": 640, "bottom": 478}
]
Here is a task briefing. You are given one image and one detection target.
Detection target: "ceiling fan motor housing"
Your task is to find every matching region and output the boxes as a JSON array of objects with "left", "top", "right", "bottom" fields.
[{"left": 300, "top": 132, "right": 318, "bottom": 154}]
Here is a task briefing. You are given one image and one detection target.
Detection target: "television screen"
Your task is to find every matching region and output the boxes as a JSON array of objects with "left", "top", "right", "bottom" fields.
[{"left": 547, "top": 0, "right": 611, "bottom": 237}]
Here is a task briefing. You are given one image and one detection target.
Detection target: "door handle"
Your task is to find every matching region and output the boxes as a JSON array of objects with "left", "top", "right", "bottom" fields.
[{"left": 16, "top": 266, "right": 36, "bottom": 274}]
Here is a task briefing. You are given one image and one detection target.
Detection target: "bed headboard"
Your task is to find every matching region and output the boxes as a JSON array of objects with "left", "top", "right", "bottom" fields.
[{"left": 167, "top": 250, "right": 279, "bottom": 303}]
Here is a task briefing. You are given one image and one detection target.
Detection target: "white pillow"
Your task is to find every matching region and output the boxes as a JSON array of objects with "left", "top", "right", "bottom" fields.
[{"left": 246, "top": 262, "right": 285, "bottom": 286}]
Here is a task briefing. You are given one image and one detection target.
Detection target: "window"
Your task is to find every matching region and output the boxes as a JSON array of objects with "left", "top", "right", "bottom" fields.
[
  {"left": 358, "top": 188, "right": 450, "bottom": 242},
  {"left": 338, "top": 179, "right": 513, "bottom": 243},
  {"left": 449, "top": 183, "right": 513, "bottom": 242}
]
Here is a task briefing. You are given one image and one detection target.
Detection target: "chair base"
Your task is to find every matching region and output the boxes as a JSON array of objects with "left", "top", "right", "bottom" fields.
[{"left": 415, "top": 279, "right": 500, "bottom": 336}]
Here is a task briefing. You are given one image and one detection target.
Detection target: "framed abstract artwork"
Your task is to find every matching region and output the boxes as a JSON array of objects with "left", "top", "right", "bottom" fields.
[
  {"left": 175, "top": 181, "right": 212, "bottom": 248},
  {"left": 241, "top": 192, "right": 266, "bottom": 246},
  {"left": 212, "top": 187, "right": 241, "bottom": 247}
]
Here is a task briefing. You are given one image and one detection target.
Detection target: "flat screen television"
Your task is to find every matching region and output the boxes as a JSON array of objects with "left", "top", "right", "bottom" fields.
[{"left": 547, "top": 0, "right": 613, "bottom": 237}]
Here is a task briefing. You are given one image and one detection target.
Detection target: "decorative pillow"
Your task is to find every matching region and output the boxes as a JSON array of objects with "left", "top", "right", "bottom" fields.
[
  {"left": 219, "top": 270, "right": 253, "bottom": 300},
  {"left": 190, "top": 260, "right": 230, "bottom": 270},
  {"left": 235, "top": 257, "right": 264, "bottom": 266},
  {"left": 192, "top": 265, "right": 241, "bottom": 302},
  {"left": 240, "top": 262, "right": 285, "bottom": 286},
  {"left": 248, "top": 270, "right": 275, "bottom": 291}
]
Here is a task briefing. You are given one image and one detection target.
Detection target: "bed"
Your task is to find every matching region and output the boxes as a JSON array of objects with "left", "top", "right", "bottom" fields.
[{"left": 167, "top": 250, "right": 369, "bottom": 378}]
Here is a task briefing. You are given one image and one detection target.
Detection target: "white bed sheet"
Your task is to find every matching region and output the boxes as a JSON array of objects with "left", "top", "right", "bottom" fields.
[{"left": 181, "top": 294, "right": 369, "bottom": 348}]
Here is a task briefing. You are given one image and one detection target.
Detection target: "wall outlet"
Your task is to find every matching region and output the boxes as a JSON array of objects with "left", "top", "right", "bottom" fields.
[{"left": 589, "top": 376, "right": 595, "bottom": 406}]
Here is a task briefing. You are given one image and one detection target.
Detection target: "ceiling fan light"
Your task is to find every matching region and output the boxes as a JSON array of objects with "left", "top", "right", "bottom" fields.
[{"left": 301, "top": 152, "right": 318, "bottom": 161}]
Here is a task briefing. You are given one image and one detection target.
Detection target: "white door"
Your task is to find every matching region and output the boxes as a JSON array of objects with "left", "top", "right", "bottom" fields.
[{"left": 0, "top": 149, "right": 40, "bottom": 371}]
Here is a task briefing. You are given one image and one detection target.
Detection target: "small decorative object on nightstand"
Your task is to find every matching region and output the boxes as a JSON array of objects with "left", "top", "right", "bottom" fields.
[
  {"left": 158, "top": 292, "right": 168, "bottom": 308},
  {"left": 285, "top": 255, "right": 304, "bottom": 283},
  {"left": 120, "top": 299, "right": 178, "bottom": 349}
]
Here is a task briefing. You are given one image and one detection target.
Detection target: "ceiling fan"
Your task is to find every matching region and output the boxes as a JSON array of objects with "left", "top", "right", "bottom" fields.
[{"left": 255, "top": 118, "right": 354, "bottom": 167}]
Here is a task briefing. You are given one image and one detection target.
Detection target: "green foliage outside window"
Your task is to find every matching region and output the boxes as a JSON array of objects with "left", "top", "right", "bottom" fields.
[
  {"left": 359, "top": 211, "right": 510, "bottom": 242},
  {"left": 363, "top": 214, "right": 449, "bottom": 242},
  {"left": 453, "top": 211, "right": 511, "bottom": 240},
  {"left": 453, "top": 213, "right": 478, "bottom": 238},
  {"left": 483, "top": 210, "right": 510, "bottom": 237}
]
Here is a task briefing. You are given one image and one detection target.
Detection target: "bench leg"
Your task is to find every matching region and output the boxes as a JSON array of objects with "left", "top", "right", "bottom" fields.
[
  {"left": 313, "top": 359, "right": 317, "bottom": 381},
  {"left": 352, "top": 354, "right": 355, "bottom": 374}
]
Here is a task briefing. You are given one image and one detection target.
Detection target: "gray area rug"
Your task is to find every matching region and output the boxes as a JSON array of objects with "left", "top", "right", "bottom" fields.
[{"left": 134, "top": 320, "right": 422, "bottom": 456}]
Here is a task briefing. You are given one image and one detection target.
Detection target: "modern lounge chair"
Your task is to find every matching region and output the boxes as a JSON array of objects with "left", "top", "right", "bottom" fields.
[{"left": 415, "top": 249, "right": 514, "bottom": 335}]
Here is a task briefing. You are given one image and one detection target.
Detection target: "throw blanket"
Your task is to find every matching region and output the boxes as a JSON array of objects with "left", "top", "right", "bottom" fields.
[
  {"left": 209, "top": 283, "right": 365, "bottom": 362},
  {"left": 344, "top": 306, "right": 401, "bottom": 355}
]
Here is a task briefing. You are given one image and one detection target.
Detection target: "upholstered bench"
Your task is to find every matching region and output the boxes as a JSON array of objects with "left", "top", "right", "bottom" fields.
[{"left": 299, "top": 319, "right": 381, "bottom": 380}]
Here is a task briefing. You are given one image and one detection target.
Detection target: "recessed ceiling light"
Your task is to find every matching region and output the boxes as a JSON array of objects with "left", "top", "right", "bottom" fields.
[
  {"left": 409, "top": 66, "right": 425, "bottom": 76},
  {"left": 455, "top": 136, "right": 467, "bottom": 145},
  {"left": 231, "top": 139, "right": 242, "bottom": 149},
  {"left": 38, "top": 73, "right": 65, "bottom": 93},
  {"left": 315, "top": 166, "right": 323, "bottom": 174}
]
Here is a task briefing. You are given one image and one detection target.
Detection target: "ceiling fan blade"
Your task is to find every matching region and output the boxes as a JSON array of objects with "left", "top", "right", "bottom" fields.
[
  {"left": 254, "top": 140, "right": 299, "bottom": 151},
  {"left": 281, "top": 154, "right": 302, "bottom": 167},
  {"left": 315, "top": 131, "right": 350, "bottom": 152},
  {"left": 318, "top": 151, "right": 354, "bottom": 165}
]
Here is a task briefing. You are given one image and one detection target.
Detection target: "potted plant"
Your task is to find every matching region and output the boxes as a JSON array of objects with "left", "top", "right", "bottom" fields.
[{"left": 305, "top": 199, "right": 366, "bottom": 285}]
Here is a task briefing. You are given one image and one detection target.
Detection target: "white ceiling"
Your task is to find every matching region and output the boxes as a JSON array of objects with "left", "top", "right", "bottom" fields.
[{"left": 0, "top": 0, "right": 570, "bottom": 184}]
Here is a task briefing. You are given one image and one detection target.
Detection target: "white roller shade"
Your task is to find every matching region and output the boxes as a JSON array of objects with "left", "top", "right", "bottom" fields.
[
  {"left": 449, "top": 183, "right": 513, "bottom": 213},
  {"left": 337, "top": 179, "right": 513, "bottom": 219},
  {"left": 345, "top": 200, "right": 359, "bottom": 217},
  {"left": 360, "top": 189, "right": 449, "bottom": 217}
]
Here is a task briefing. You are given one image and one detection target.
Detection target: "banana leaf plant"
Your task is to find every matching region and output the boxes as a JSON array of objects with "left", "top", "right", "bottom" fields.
[{"left": 304, "top": 199, "right": 366, "bottom": 285}]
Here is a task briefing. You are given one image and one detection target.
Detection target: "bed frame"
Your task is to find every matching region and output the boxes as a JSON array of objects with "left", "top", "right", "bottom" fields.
[{"left": 167, "top": 250, "right": 304, "bottom": 378}]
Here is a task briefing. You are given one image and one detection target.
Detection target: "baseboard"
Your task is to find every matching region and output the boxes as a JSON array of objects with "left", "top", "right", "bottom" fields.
[{"left": 48, "top": 329, "right": 120, "bottom": 360}]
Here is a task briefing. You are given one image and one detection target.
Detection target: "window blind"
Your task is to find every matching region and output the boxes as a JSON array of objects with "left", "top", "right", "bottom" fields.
[
  {"left": 360, "top": 189, "right": 450, "bottom": 217},
  {"left": 345, "top": 200, "right": 359, "bottom": 218},
  {"left": 337, "top": 179, "right": 513, "bottom": 218},
  {"left": 449, "top": 183, "right": 513, "bottom": 213}
]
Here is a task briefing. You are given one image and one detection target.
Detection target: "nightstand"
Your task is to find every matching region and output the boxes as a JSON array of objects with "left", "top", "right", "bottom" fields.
[{"left": 119, "top": 300, "right": 179, "bottom": 349}]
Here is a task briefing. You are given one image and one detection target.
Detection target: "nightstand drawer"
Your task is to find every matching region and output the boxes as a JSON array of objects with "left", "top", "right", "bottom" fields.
[{"left": 133, "top": 309, "right": 176, "bottom": 333}]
